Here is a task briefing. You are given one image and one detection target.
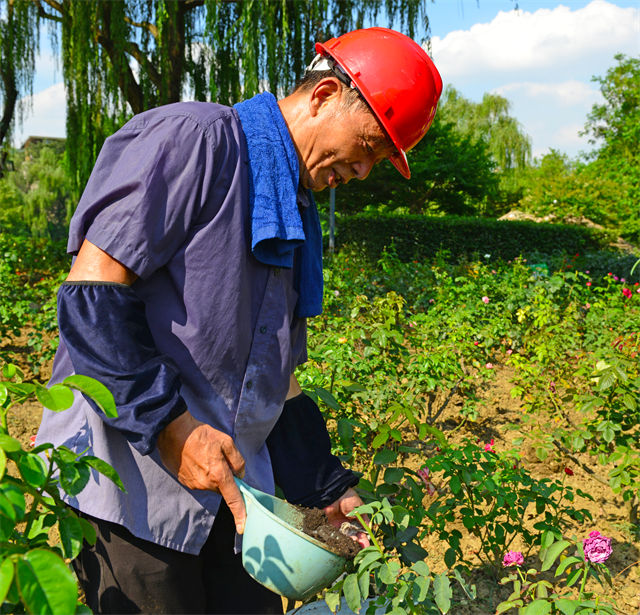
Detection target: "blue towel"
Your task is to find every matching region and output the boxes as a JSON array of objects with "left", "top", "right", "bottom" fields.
[{"left": 234, "top": 92, "right": 323, "bottom": 318}]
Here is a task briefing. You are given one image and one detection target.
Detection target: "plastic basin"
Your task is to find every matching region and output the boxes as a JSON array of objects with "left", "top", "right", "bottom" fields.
[{"left": 235, "top": 478, "right": 347, "bottom": 601}]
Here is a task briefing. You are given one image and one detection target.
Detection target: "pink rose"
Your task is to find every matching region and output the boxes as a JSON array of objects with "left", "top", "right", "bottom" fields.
[
  {"left": 583, "top": 531, "right": 612, "bottom": 564},
  {"left": 482, "top": 296, "right": 490, "bottom": 304},
  {"left": 622, "top": 288, "right": 632, "bottom": 299},
  {"left": 502, "top": 551, "right": 524, "bottom": 567}
]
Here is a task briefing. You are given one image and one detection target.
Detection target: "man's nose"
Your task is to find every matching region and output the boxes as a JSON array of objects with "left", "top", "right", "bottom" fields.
[{"left": 353, "top": 157, "right": 376, "bottom": 181}]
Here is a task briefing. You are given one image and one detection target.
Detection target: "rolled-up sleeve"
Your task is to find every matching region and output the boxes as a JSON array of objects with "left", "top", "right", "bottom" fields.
[{"left": 69, "top": 113, "right": 218, "bottom": 278}]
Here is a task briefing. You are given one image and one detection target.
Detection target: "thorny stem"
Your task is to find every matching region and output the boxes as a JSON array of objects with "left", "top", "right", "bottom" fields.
[{"left": 352, "top": 511, "right": 384, "bottom": 555}]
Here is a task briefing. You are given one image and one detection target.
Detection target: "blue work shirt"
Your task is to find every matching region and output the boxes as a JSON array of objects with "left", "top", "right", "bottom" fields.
[{"left": 37, "top": 101, "right": 308, "bottom": 554}]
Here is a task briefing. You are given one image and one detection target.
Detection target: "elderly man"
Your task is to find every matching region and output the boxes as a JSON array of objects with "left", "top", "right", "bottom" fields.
[{"left": 37, "top": 27, "right": 441, "bottom": 614}]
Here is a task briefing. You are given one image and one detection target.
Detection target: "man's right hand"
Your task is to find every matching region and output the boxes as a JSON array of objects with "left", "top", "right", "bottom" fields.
[{"left": 157, "top": 412, "right": 247, "bottom": 534}]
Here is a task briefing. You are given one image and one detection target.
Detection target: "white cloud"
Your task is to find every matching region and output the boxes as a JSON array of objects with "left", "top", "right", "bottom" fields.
[
  {"left": 493, "top": 80, "right": 602, "bottom": 108},
  {"left": 13, "top": 82, "right": 66, "bottom": 148},
  {"left": 428, "top": 0, "right": 639, "bottom": 158},
  {"left": 431, "top": 0, "right": 640, "bottom": 80}
]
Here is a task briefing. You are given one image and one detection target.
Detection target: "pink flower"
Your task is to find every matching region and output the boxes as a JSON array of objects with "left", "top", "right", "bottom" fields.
[
  {"left": 586, "top": 281, "right": 592, "bottom": 287},
  {"left": 417, "top": 467, "right": 437, "bottom": 495},
  {"left": 29, "top": 435, "right": 36, "bottom": 447},
  {"left": 583, "top": 531, "right": 612, "bottom": 564},
  {"left": 503, "top": 551, "right": 524, "bottom": 567},
  {"left": 585, "top": 303, "right": 591, "bottom": 309},
  {"left": 474, "top": 341, "right": 479, "bottom": 346},
  {"left": 564, "top": 467, "right": 574, "bottom": 476},
  {"left": 484, "top": 439, "right": 495, "bottom": 452},
  {"left": 622, "top": 288, "right": 632, "bottom": 299},
  {"left": 482, "top": 296, "right": 490, "bottom": 304},
  {"left": 485, "top": 362, "right": 494, "bottom": 369},
  {"left": 506, "top": 349, "right": 513, "bottom": 355}
]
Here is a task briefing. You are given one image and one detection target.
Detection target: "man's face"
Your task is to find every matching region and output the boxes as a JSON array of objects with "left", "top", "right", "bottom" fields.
[{"left": 299, "top": 101, "right": 395, "bottom": 192}]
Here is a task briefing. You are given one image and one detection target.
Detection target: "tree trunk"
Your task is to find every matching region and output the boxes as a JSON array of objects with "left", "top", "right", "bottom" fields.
[{"left": 0, "top": 8, "right": 18, "bottom": 176}]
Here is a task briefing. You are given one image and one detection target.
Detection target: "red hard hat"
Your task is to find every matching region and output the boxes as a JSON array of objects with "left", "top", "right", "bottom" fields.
[{"left": 316, "top": 27, "right": 442, "bottom": 179}]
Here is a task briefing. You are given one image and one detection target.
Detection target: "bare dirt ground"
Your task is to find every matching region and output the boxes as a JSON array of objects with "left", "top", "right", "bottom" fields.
[{"left": 3, "top": 337, "right": 639, "bottom": 614}]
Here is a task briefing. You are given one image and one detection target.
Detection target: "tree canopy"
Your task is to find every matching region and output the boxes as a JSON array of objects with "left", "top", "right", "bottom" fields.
[{"left": 0, "top": 0, "right": 429, "bottom": 190}]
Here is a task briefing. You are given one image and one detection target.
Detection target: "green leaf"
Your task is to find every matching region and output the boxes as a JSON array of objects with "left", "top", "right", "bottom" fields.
[
  {"left": 449, "top": 475, "right": 461, "bottom": 495},
  {"left": 76, "top": 516, "right": 97, "bottom": 546},
  {"left": 444, "top": 547, "right": 457, "bottom": 568},
  {"left": 315, "top": 387, "right": 340, "bottom": 412},
  {"left": 59, "top": 461, "right": 91, "bottom": 497},
  {"left": 399, "top": 542, "right": 428, "bottom": 563},
  {"left": 59, "top": 515, "right": 85, "bottom": 559},
  {"left": 433, "top": 573, "right": 452, "bottom": 614},
  {"left": 16, "top": 549, "right": 77, "bottom": 615},
  {"left": 356, "top": 547, "right": 383, "bottom": 573},
  {"left": 35, "top": 384, "right": 74, "bottom": 412},
  {"left": 413, "top": 575, "right": 430, "bottom": 602},
  {"left": 421, "top": 424, "right": 448, "bottom": 448},
  {"left": 0, "top": 448, "right": 5, "bottom": 481},
  {"left": 555, "top": 598, "right": 578, "bottom": 615},
  {"left": 565, "top": 568, "right": 582, "bottom": 587},
  {"left": 63, "top": 375, "right": 117, "bottom": 418},
  {"left": 0, "top": 484, "right": 26, "bottom": 523},
  {"left": 324, "top": 592, "right": 341, "bottom": 614},
  {"left": 555, "top": 556, "right": 582, "bottom": 576},
  {"left": 384, "top": 467, "right": 404, "bottom": 484},
  {"left": 373, "top": 449, "right": 397, "bottom": 465},
  {"left": 0, "top": 557, "right": 15, "bottom": 605},
  {"left": 0, "top": 433, "right": 22, "bottom": 453},
  {"left": 523, "top": 599, "right": 552, "bottom": 615},
  {"left": 541, "top": 540, "right": 571, "bottom": 571},
  {"left": 496, "top": 601, "right": 522, "bottom": 614},
  {"left": 337, "top": 418, "right": 353, "bottom": 449},
  {"left": 17, "top": 453, "right": 48, "bottom": 488},
  {"left": 378, "top": 562, "right": 399, "bottom": 585},
  {"left": 357, "top": 569, "right": 369, "bottom": 601},
  {"left": 343, "top": 573, "right": 361, "bottom": 613},
  {"left": 371, "top": 432, "right": 389, "bottom": 449},
  {"left": 0, "top": 383, "right": 7, "bottom": 407},
  {"left": 81, "top": 456, "right": 125, "bottom": 491}
]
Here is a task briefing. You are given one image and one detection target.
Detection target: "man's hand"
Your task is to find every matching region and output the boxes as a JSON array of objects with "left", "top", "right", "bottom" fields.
[
  {"left": 323, "top": 487, "right": 370, "bottom": 549},
  {"left": 157, "top": 412, "right": 247, "bottom": 533}
]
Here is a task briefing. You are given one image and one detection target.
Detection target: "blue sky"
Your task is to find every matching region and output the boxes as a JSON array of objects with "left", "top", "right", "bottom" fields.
[{"left": 14, "top": 0, "right": 640, "bottom": 161}]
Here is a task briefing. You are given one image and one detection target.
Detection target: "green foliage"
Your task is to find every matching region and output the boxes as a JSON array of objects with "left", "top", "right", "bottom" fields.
[
  {"left": 0, "top": 364, "right": 123, "bottom": 614},
  {"left": 317, "top": 115, "right": 500, "bottom": 216},
  {"left": 423, "top": 442, "right": 592, "bottom": 572},
  {"left": 335, "top": 214, "right": 614, "bottom": 263},
  {"left": 496, "top": 535, "right": 616, "bottom": 615},
  {"left": 25, "top": 0, "right": 428, "bottom": 196},
  {"left": 439, "top": 86, "right": 532, "bottom": 173},
  {"left": 0, "top": 146, "right": 72, "bottom": 240},
  {"left": 0, "top": 0, "right": 39, "bottom": 166},
  {"left": 516, "top": 55, "right": 640, "bottom": 245},
  {"left": 0, "top": 235, "right": 67, "bottom": 375}
]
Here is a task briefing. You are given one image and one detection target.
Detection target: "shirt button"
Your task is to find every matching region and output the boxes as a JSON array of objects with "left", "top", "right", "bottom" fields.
[
  {"left": 246, "top": 380, "right": 253, "bottom": 390},
  {"left": 259, "top": 325, "right": 267, "bottom": 334}
]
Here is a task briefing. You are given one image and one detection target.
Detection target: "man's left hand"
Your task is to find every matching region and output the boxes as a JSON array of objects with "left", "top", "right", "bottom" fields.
[{"left": 323, "top": 488, "right": 370, "bottom": 548}]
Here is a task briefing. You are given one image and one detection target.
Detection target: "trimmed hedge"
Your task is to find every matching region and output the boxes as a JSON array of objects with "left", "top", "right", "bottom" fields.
[{"left": 335, "top": 214, "right": 616, "bottom": 262}]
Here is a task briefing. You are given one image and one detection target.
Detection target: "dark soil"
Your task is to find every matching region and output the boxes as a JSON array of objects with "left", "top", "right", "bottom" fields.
[{"left": 299, "top": 507, "right": 362, "bottom": 559}]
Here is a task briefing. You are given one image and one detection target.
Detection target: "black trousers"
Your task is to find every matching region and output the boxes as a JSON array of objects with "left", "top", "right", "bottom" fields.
[{"left": 71, "top": 502, "right": 284, "bottom": 615}]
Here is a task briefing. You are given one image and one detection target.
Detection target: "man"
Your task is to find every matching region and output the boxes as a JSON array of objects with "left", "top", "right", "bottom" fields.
[{"left": 37, "top": 27, "right": 441, "bottom": 614}]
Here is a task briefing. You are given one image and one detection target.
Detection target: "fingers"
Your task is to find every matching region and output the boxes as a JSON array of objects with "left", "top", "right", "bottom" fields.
[
  {"left": 218, "top": 474, "right": 246, "bottom": 534},
  {"left": 221, "top": 437, "right": 245, "bottom": 479}
]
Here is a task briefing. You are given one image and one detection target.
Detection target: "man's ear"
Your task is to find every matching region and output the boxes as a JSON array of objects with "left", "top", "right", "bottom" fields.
[{"left": 309, "top": 77, "right": 343, "bottom": 118}]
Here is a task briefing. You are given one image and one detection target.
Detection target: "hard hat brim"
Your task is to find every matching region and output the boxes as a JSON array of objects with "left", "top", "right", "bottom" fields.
[{"left": 388, "top": 149, "right": 411, "bottom": 180}]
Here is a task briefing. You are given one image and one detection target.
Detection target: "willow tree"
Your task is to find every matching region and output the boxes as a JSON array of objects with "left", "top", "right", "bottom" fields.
[
  {"left": 438, "top": 85, "right": 531, "bottom": 172},
  {"left": 0, "top": 0, "right": 38, "bottom": 174},
  {"left": 23, "top": 0, "right": 428, "bottom": 198}
]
